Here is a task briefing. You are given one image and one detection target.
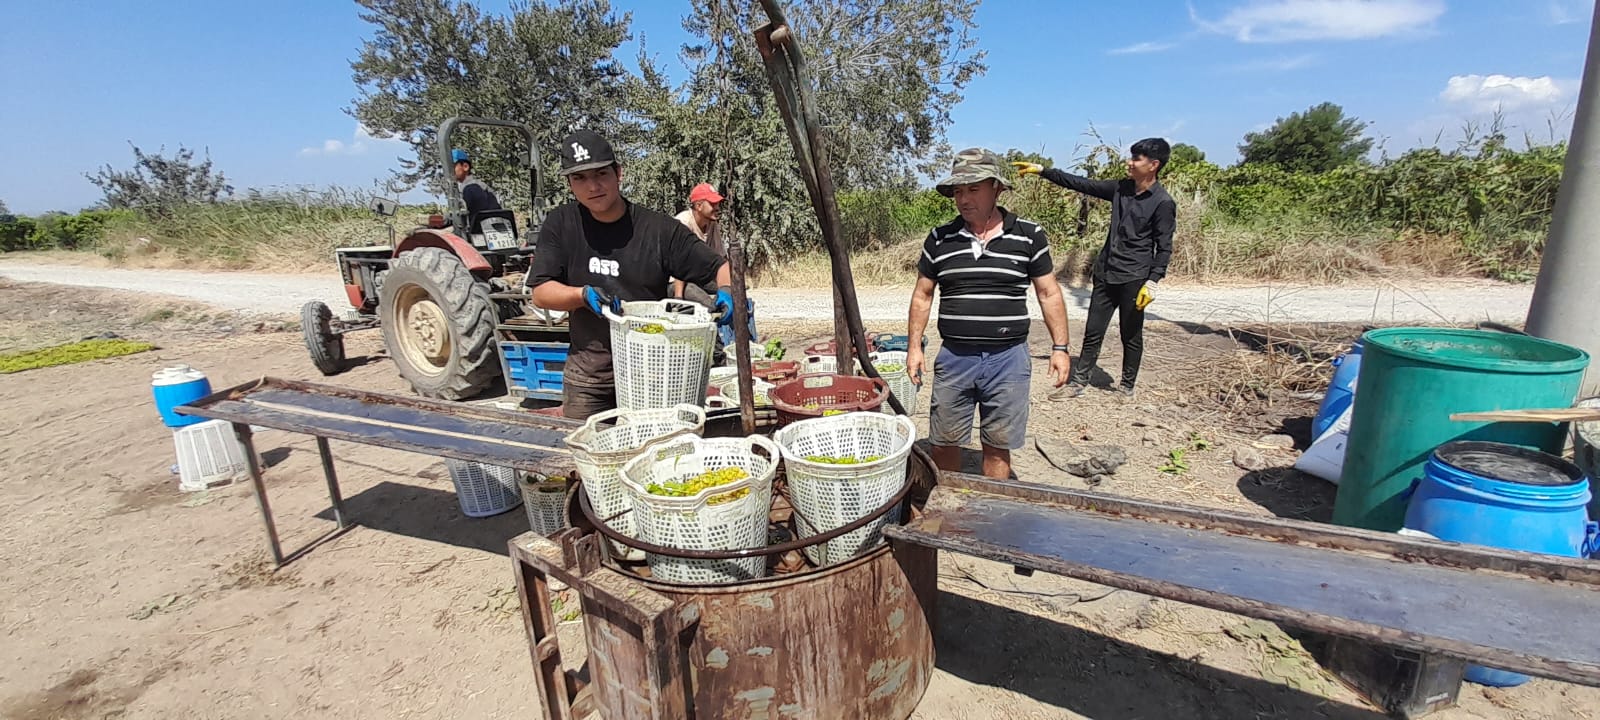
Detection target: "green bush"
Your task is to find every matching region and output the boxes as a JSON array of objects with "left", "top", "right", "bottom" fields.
[
  {"left": 22, "top": 209, "right": 140, "bottom": 250},
  {"left": 837, "top": 188, "right": 956, "bottom": 249},
  {"left": 0, "top": 214, "right": 37, "bottom": 252}
]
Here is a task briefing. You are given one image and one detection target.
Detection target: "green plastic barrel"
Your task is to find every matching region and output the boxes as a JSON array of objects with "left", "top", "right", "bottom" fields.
[{"left": 1332, "top": 328, "right": 1590, "bottom": 531}]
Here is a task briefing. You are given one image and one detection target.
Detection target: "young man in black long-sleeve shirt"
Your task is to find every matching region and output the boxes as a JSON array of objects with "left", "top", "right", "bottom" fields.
[{"left": 1013, "top": 137, "right": 1175, "bottom": 398}]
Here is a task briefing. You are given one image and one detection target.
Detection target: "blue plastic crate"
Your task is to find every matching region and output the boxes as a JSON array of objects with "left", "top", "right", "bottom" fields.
[{"left": 500, "top": 341, "right": 568, "bottom": 398}]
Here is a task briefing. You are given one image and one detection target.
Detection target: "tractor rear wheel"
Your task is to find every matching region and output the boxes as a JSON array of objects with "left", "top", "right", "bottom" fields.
[
  {"left": 301, "top": 300, "right": 346, "bottom": 376},
  {"left": 379, "top": 247, "right": 499, "bottom": 400}
]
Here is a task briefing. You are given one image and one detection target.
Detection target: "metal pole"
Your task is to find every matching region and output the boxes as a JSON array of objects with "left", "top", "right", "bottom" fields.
[
  {"left": 316, "top": 437, "right": 349, "bottom": 529},
  {"left": 234, "top": 423, "right": 284, "bottom": 566},
  {"left": 1527, "top": 0, "right": 1600, "bottom": 397},
  {"left": 712, "top": 0, "right": 758, "bottom": 435}
]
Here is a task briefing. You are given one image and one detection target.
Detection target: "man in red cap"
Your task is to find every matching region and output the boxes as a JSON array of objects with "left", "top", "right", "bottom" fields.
[
  {"left": 674, "top": 182, "right": 724, "bottom": 254},
  {"left": 673, "top": 182, "right": 755, "bottom": 350}
]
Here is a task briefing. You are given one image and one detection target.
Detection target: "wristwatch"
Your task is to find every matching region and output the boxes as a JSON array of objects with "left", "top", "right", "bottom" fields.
[{"left": 1052, "top": 344, "right": 1071, "bottom": 354}]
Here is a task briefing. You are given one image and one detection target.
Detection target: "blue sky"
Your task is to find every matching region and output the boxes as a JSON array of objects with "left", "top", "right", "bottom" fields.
[{"left": 1, "top": 0, "right": 1594, "bottom": 215}]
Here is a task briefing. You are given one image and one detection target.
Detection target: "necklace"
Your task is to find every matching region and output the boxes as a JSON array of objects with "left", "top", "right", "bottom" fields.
[
  {"left": 966, "top": 208, "right": 1000, "bottom": 239},
  {"left": 968, "top": 208, "right": 1002, "bottom": 258}
]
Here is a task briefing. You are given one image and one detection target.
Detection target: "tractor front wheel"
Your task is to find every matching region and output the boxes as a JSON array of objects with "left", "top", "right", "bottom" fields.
[
  {"left": 379, "top": 247, "right": 499, "bottom": 400},
  {"left": 301, "top": 300, "right": 346, "bottom": 376}
]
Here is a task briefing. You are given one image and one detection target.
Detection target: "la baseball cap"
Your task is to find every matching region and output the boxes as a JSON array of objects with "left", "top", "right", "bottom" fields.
[{"left": 558, "top": 130, "right": 618, "bottom": 176}]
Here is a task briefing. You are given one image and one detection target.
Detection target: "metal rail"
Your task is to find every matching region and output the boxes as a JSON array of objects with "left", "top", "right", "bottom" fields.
[
  {"left": 176, "top": 377, "right": 583, "bottom": 565},
  {"left": 886, "top": 473, "right": 1600, "bottom": 688}
]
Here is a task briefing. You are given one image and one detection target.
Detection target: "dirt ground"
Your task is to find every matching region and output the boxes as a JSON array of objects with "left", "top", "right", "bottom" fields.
[{"left": 0, "top": 278, "right": 1594, "bottom": 720}]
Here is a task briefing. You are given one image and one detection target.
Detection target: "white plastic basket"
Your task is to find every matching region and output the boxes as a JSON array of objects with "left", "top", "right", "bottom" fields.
[
  {"left": 172, "top": 419, "right": 250, "bottom": 492},
  {"left": 718, "top": 342, "right": 767, "bottom": 366},
  {"left": 564, "top": 405, "right": 706, "bottom": 558},
  {"left": 520, "top": 473, "right": 570, "bottom": 536},
  {"left": 618, "top": 435, "right": 780, "bottom": 585},
  {"left": 868, "top": 350, "right": 919, "bottom": 415},
  {"left": 709, "top": 366, "right": 740, "bottom": 388},
  {"left": 605, "top": 300, "right": 717, "bottom": 411},
  {"left": 775, "top": 413, "right": 917, "bottom": 566},
  {"left": 445, "top": 460, "right": 524, "bottom": 517},
  {"left": 717, "top": 376, "right": 777, "bottom": 407},
  {"left": 801, "top": 354, "right": 839, "bottom": 375}
]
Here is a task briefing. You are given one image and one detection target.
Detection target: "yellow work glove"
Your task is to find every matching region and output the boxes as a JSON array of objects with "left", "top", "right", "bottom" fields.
[
  {"left": 1136, "top": 284, "right": 1155, "bottom": 311},
  {"left": 1009, "top": 161, "right": 1044, "bottom": 177}
]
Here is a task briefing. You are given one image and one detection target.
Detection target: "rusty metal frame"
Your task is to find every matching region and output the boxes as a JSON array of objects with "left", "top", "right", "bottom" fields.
[
  {"left": 511, "top": 530, "right": 701, "bottom": 720},
  {"left": 572, "top": 466, "right": 912, "bottom": 564}
]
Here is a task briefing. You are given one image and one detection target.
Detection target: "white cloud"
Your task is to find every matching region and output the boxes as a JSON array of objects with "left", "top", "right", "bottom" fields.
[
  {"left": 1548, "top": 0, "right": 1592, "bottom": 25},
  {"left": 300, "top": 124, "right": 406, "bottom": 157},
  {"left": 1193, "top": 0, "right": 1444, "bottom": 42},
  {"left": 1439, "top": 74, "right": 1573, "bottom": 113},
  {"left": 1108, "top": 41, "right": 1176, "bottom": 55}
]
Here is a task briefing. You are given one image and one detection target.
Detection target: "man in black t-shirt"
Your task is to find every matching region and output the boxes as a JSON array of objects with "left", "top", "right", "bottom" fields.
[{"left": 529, "top": 130, "right": 734, "bottom": 419}]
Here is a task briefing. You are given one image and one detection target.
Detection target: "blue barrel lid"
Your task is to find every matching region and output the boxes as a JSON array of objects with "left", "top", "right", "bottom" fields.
[
  {"left": 1432, "top": 441, "right": 1588, "bottom": 501},
  {"left": 152, "top": 365, "right": 207, "bottom": 387}
]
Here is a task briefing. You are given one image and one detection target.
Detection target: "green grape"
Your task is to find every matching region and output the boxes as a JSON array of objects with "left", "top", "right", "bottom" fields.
[
  {"left": 647, "top": 467, "right": 751, "bottom": 505},
  {"left": 803, "top": 454, "right": 885, "bottom": 465}
]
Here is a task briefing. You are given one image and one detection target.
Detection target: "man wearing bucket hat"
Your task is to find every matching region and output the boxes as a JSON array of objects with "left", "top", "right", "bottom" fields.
[
  {"left": 529, "top": 130, "right": 736, "bottom": 419},
  {"left": 1013, "top": 137, "right": 1175, "bottom": 398},
  {"left": 907, "top": 148, "right": 1074, "bottom": 480}
]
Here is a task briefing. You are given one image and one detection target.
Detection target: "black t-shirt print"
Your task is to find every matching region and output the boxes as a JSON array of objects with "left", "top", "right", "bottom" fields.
[{"left": 529, "top": 199, "right": 725, "bottom": 387}]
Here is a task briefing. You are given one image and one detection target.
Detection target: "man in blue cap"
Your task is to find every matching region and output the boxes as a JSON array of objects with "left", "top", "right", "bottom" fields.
[{"left": 451, "top": 149, "right": 502, "bottom": 217}]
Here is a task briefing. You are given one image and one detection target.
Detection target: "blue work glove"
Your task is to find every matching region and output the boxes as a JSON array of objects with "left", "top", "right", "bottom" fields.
[
  {"left": 714, "top": 286, "right": 735, "bottom": 327},
  {"left": 583, "top": 286, "right": 620, "bottom": 317}
]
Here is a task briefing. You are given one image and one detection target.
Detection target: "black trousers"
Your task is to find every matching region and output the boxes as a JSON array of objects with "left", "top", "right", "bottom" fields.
[{"left": 1070, "top": 280, "right": 1146, "bottom": 389}]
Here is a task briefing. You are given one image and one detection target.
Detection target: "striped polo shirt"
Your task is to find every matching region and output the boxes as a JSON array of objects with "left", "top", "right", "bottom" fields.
[{"left": 916, "top": 207, "right": 1053, "bottom": 346}]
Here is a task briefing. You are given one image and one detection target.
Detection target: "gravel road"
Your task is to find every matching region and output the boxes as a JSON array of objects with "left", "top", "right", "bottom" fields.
[{"left": 0, "top": 260, "right": 1533, "bottom": 325}]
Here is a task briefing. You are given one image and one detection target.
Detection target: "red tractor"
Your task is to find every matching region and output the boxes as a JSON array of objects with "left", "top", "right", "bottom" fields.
[{"left": 300, "top": 117, "right": 567, "bottom": 400}]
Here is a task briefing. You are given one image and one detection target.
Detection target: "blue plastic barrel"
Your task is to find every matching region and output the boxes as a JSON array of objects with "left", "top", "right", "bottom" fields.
[
  {"left": 1312, "top": 338, "right": 1364, "bottom": 439},
  {"left": 1403, "top": 440, "right": 1597, "bottom": 687},
  {"left": 152, "top": 365, "right": 213, "bottom": 428}
]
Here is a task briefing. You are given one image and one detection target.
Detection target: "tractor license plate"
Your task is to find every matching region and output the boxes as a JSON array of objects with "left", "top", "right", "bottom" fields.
[{"left": 485, "top": 230, "right": 518, "bottom": 251}]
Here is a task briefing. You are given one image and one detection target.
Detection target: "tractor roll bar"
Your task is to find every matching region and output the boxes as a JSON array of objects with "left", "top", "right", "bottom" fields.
[{"left": 436, "top": 116, "right": 544, "bottom": 222}]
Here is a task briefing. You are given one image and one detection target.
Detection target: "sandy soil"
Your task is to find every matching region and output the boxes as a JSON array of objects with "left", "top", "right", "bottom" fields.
[{"left": 0, "top": 278, "right": 1592, "bottom": 720}]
